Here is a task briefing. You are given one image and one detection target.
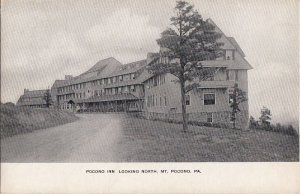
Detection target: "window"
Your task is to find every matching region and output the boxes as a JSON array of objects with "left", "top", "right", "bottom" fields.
[
  {"left": 229, "top": 93, "right": 234, "bottom": 104},
  {"left": 227, "top": 70, "right": 235, "bottom": 81},
  {"left": 154, "top": 76, "right": 158, "bottom": 86},
  {"left": 164, "top": 96, "right": 167, "bottom": 106},
  {"left": 235, "top": 70, "right": 238, "bottom": 81},
  {"left": 161, "top": 74, "right": 165, "bottom": 84},
  {"left": 130, "top": 85, "right": 135, "bottom": 92},
  {"left": 148, "top": 96, "right": 150, "bottom": 107},
  {"left": 225, "top": 50, "right": 233, "bottom": 60},
  {"left": 186, "top": 95, "right": 190, "bottom": 105},
  {"left": 223, "top": 50, "right": 226, "bottom": 60},
  {"left": 207, "top": 113, "right": 213, "bottom": 123},
  {"left": 131, "top": 73, "right": 135, "bottom": 80},
  {"left": 204, "top": 93, "right": 215, "bottom": 105},
  {"left": 124, "top": 86, "right": 129, "bottom": 93},
  {"left": 226, "top": 70, "right": 229, "bottom": 80},
  {"left": 152, "top": 95, "right": 155, "bottom": 106}
]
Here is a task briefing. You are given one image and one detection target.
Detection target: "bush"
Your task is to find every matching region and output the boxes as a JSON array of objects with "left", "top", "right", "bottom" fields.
[{"left": 255, "top": 122, "right": 298, "bottom": 136}]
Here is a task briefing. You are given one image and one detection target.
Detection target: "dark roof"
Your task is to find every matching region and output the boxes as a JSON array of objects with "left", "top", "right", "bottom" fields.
[
  {"left": 51, "top": 59, "right": 148, "bottom": 88},
  {"left": 22, "top": 89, "right": 48, "bottom": 97},
  {"left": 16, "top": 89, "right": 48, "bottom": 106},
  {"left": 81, "top": 57, "right": 122, "bottom": 75},
  {"left": 108, "top": 60, "right": 147, "bottom": 77},
  {"left": 17, "top": 98, "right": 46, "bottom": 106},
  {"left": 79, "top": 93, "right": 140, "bottom": 103}
]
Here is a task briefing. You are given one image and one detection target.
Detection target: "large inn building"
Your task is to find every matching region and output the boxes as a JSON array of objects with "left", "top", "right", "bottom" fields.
[{"left": 17, "top": 19, "right": 252, "bottom": 128}]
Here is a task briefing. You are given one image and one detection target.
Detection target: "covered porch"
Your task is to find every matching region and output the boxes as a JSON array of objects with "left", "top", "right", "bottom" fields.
[{"left": 75, "top": 93, "right": 143, "bottom": 113}]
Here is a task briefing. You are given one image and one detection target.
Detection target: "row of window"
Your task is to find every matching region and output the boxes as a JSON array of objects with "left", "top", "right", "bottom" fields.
[
  {"left": 185, "top": 93, "right": 236, "bottom": 106},
  {"left": 58, "top": 85, "right": 137, "bottom": 101},
  {"left": 57, "top": 73, "right": 136, "bottom": 94},
  {"left": 185, "top": 93, "right": 216, "bottom": 106},
  {"left": 146, "top": 74, "right": 166, "bottom": 89},
  {"left": 203, "top": 69, "right": 239, "bottom": 82},
  {"left": 158, "top": 49, "right": 235, "bottom": 63},
  {"left": 21, "top": 96, "right": 43, "bottom": 102},
  {"left": 94, "top": 85, "right": 136, "bottom": 96},
  {"left": 58, "top": 83, "right": 86, "bottom": 93},
  {"left": 91, "top": 73, "right": 136, "bottom": 86},
  {"left": 147, "top": 94, "right": 168, "bottom": 107},
  {"left": 58, "top": 92, "right": 86, "bottom": 101}
]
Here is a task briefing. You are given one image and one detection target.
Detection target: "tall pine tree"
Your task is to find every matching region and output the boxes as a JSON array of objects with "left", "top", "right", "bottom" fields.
[{"left": 148, "top": 1, "right": 223, "bottom": 132}]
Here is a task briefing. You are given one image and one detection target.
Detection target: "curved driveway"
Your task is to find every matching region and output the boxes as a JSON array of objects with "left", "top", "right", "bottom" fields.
[{"left": 1, "top": 114, "right": 124, "bottom": 162}]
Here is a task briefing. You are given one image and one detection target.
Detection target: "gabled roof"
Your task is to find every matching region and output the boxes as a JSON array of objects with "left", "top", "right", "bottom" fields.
[
  {"left": 17, "top": 98, "right": 46, "bottom": 106},
  {"left": 227, "top": 37, "right": 246, "bottom": 57},
  {"left": 51, "top": 59, "right": 148, "bottom": 88},
  {"left": 81, "top": 57, "right": 122, "bottom": 75},
  {"left": 109, "top": 60, "right": 147, "bottom": 77},
  {"left": 17, "top": 90, "right": 47, "bottom": 106},
  {"left": 22, "top": 90, "right": 47, "bottom": 98},
  {"left": 207, "top": 18, "right": 246, "bottom": 56}
]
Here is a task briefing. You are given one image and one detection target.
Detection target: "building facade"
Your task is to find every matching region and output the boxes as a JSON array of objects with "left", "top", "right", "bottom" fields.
[
  {"left": 16, "top": 89, "right": 48, "bottom": 108},
  {"left": 16, "top": 19, "right": 252, "bottom": 128},
  {"left": 50, "top": 57, "right": 153, "bottom": 112}
]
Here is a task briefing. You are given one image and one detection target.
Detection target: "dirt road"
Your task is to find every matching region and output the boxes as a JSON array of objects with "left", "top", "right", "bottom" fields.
[{"left": 1, "top": 114, "right": 125, "bottom": 162}]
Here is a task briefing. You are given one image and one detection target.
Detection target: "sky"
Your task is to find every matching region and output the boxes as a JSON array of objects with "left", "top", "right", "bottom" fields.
[{"left": 1, "top": 0, "right": 299, "bottom": 125}]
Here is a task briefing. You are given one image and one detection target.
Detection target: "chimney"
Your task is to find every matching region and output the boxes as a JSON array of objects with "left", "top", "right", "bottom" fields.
[
  {"left": 24, "top": 89, "right": 29, "bottom": 94},
  {"left": 65, "top": 75, "right": 73, "bottom": 80}
]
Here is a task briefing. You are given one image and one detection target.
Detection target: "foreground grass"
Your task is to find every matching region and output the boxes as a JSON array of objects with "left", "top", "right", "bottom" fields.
[
  {"left": 0, "top": 104, "right": 78, "bottom": 138},
  {"left": 117, "top": 115, "right": 299, "bottom": 162}
]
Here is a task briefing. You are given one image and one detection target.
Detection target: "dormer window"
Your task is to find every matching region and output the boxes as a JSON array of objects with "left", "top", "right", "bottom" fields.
[{"left": 224, "top": 50, "right": 235, "bottom": 60}]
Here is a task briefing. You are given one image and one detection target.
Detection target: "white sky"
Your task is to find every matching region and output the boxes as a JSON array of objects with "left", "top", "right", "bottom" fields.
[{"left": 1, "top": 0, "right": 299, "bottom": 125}]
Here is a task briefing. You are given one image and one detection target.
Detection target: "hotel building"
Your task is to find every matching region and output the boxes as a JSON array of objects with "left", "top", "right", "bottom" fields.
[{"left": 17, "top": 19, "right": 252, "bottom": 128}]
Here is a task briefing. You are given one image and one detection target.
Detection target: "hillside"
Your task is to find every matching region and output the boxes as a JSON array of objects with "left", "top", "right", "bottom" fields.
[{"left": 0, "top": 104, "right": 78, "bottom": 138}]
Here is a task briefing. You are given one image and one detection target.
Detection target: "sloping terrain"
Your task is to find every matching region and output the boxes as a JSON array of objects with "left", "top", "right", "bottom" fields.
[
  {"left": 1, "top": 113, "right": 298, "bottom": 162},
  {"left": 0, "top": 104, "right": 78, "bottom": 138}
]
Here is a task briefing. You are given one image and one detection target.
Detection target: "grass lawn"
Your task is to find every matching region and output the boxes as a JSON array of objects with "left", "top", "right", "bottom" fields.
[
  {"left": 1, "top": 104, "right": 78, "bottom": 138},
  {"left": 117, "top": 115, "right": 299, "bottom": 162}
]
